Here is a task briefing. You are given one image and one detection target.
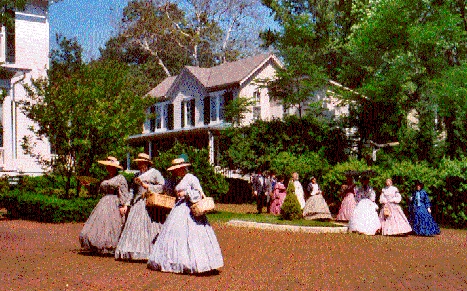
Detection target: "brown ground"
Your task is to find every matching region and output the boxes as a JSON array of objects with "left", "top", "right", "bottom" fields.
[{"left": 1, "top": 206, "right": 466, "bottom": 291}]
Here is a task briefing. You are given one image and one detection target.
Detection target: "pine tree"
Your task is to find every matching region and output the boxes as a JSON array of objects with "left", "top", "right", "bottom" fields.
[{"left": 280, "top": 179, "right": 302, "bottom": 220}]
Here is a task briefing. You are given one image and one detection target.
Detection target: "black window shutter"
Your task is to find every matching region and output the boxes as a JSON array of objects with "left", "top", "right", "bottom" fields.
[
  {"left": 204, "top": 96, "right": 210, "bottom": 125},
  {"left": 168, "top": 104, "right": 174, "bottom": 130},
  {"left": 181, "top": 101, "right": 185, "bottom": 128},
  {"left": 225, "top": 91, "right": 234, "bottom": 104},
  {"left": 6, "top": 9, "right": 15, "bottom": 63},
  {"left": 190, "top": 99, "right": 195, "bottom": 126},
  {"left": 149, "top": 106, "right": 155, "bottom": 132}
]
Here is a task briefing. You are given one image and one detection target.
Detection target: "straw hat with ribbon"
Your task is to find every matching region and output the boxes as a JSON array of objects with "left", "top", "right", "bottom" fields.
[
  {"left": 167, "top": 157, "right": 191, "bottom": 171},
  {"left": 97, "top": 156, "right": 123, "bottom": 169},
  {"left": 133, "top": 153, "right": 153, "bottom": 164}
]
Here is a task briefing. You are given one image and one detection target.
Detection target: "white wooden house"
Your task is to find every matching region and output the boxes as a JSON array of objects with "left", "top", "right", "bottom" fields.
[
  {"left": 0, "top": 1, "right": 51, "bottom": 176},
  {"left": 128, "top": 54, "right": 285, "bottom": 164},
  {"left": 128, "top": 53, "right": 357, "bottom": 165}
]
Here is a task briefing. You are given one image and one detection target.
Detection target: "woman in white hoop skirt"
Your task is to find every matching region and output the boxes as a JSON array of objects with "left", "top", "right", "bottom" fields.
[
  {"left": 147, "top": 157, "right": 223, "bottom": 274},
  {"left": 348, "top": 176, "right": 381, "bottom": 235},
  {"left": 302, "top": 177, "right": 332, "bottom": 220}
]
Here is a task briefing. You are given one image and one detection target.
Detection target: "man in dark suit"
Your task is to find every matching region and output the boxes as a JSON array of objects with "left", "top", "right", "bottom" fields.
[{"left": 252, "top": 170, "right": 267, "bottom": 214}]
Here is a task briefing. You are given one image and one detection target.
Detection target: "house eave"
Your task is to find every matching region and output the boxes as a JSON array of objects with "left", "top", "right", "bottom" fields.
[{"left": 127, "top": 123, "right": 231, "bottom": 143}]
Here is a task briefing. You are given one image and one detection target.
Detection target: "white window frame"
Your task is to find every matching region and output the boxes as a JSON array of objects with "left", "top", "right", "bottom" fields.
[
  {"left": 182, "top": 98, "right": 195, "bottom": 128},
  {"left": 209, "top": 94, "right": 225, "bottom": 124},
  {"left": 145, "top": 102, "right": 169, "bottom": 132},
  {"left": 155, "top": 102, "right": 168, "bottom": 130},
  {"left": 252, "top": 89, "right": 261, "bottom": 120},
  {"left": 0, "top": 26, "right": 6, "bottom": 63}
]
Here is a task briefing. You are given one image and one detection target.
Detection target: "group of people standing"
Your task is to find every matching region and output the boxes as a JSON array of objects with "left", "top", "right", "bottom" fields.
[
  {"left": 251, "top": 171, "right": 332, "bottom": 220},
  {"left": 337, "top": 175, "right": 440, "bottom": 236},
  {"left": 251, "top": 169, "right": 441, "bottom": 237},
  {"left": 79, "top": 153, "right": 223, "bottom": 274}
]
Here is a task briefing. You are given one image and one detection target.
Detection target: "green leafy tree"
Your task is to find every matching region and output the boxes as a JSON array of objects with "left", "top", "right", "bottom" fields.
[
  {"left": 223, "top": 96, "right": 254, "bottom": 126},
  {"left": 0, "top": 0, "right": 27, "bottom": 27},
  {"left": 21, "top": 37, "right": 151, "bottom": 196},
  {"left": 341, "top": 0, "right": 467, "bottom": 160},
  {"left": 429, "top": 64, "right": 467, "bottom": 159},
  {"left": 219, "top": 115, "right": 347, "bottom": 173},
  {"left": 261, "top": 0, "right": 366, "bottom": 116}
]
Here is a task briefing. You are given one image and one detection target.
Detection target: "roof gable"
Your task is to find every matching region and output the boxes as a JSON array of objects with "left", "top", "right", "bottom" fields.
[{"left": 146, "top": 53, "right": 282, "bottom": 98}]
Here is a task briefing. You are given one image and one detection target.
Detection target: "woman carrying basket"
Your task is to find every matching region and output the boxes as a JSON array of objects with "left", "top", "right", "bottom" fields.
[
  {"left": 379, "top": 178, "right": 412, "bottom": 236},
  {"left": 115, "top": 153, "right": 167, "bottom": 260},
  {"left": 79, "top": 156, "right": 131, "bottom": 254},
  {"left": 148, "top": 156, "right": 224, "bottom": 274}
]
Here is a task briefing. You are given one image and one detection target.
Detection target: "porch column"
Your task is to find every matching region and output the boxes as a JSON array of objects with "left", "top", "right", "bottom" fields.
[
  {"left": 126, "top": 152, "right": 131, "bottom": 170},
  {"left": 208, "top": 131, "right": 214, "bottom": 165}
]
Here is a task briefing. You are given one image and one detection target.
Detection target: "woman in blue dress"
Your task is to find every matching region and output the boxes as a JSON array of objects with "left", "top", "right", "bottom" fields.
[
  {"left": 147, "top": 157, "right": 223, "bottom": 274},
  {"left": 409, "top": 180, "right": 440, "bottom": 236},
  {"left": 79, "top": 157, "right": 131, "bottom": 254},
  {"left": 115, "top": 153, "right": 166, "bottom": 260}
]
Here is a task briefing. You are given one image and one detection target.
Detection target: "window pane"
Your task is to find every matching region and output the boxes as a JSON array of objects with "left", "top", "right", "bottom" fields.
[
  {"left": 155, "top": 105, "right": 162, "bottom": 129},
  {"left": 219, "top": 94, "right": 225, "bottom": 121},
  {"left": 210, "top": 96, "right": 217, "bottom": 121},
  {"left": 190, "top": 99, "right": 195, "bottom": 126},
  {"left": 186, "top": 100, "right": 193, "bottom": 126},
  {"left": 162, "top": 104, "right": 168, "bottom": 129},
  {"left": 253, "top": 106, "right": 261, "bottom": 120}
]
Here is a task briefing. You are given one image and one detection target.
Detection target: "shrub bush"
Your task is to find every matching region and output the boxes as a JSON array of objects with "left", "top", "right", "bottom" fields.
[
  {"left": 0, "top": 190, "right": 98, "bottom": 223},
  {"left": 281, "top": 180, "right": 302, "bottom": 220}
]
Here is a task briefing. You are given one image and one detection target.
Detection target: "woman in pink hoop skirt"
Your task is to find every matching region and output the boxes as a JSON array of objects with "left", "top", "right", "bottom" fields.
[{"left": 336, "top": 175, "right": 357, "bottom": 221}]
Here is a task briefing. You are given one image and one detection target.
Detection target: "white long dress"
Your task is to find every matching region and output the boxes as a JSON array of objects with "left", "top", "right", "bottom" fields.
[
  {"left": 147, "top": 173, "right": 223, "bottom": 273},
  {"left": 294, "top": 180, "right": 306, "bottom": 209},
  {"left": 348, "top": 185, "right": 381, "bottom": 235}
]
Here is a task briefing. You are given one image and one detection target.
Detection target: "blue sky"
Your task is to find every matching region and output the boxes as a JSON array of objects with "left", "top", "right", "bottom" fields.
[
  {"left": 48, "top": 1, "right": 278, "bottom": 62},
  {"left": 49, "top": 0, "right": 129, "bottom": 61}
]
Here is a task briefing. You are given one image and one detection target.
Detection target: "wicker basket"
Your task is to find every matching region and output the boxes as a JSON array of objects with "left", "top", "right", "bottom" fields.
[
  {"left": 190, "top": 196, "right": 215, "bottom": 216},
  {"left": 145, "top": 191, "right": 176, "bottom": 209},
  {"left": 383, "top": 204, "right": 391, "bottom": 217}
]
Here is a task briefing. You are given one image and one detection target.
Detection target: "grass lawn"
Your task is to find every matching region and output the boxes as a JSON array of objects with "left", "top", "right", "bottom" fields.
[{"left": 206, "top": 211, "right": 339, "bottom": 227}]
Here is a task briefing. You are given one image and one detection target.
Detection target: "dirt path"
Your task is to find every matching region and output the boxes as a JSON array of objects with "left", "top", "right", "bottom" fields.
[{"left": 0, "top": 217, "right": 466, "bottom": 291}]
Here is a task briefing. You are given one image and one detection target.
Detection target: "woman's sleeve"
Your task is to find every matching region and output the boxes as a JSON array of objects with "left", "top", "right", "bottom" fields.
[
  {"left": 379, "top": 189, "right": 388, "bottom": 204},
  {"left": 118, "top": 176, "right": 132, "bottom": 206},
  {"left": 186, "top": 175, "right": 203, "bottom": 203},
  {"left": 422, "top": 190, "right": 432, "bottom": 209},
  {"left": 392, "top": 188, "right": 402, "bottom": 203},
  {"left": 146, "top": 169, "right": 165, "bottom": 193},
  {"left": 176, "top": 174, "right": 203, "bottom": 203},
  {"left": 99, "top": 179, "right": 113, "bottom": 194}
]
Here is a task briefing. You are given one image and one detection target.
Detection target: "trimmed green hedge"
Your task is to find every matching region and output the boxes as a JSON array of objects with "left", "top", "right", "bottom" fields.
[{"left": 0, "top": 190, "right": 98, "bottom": 223}]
